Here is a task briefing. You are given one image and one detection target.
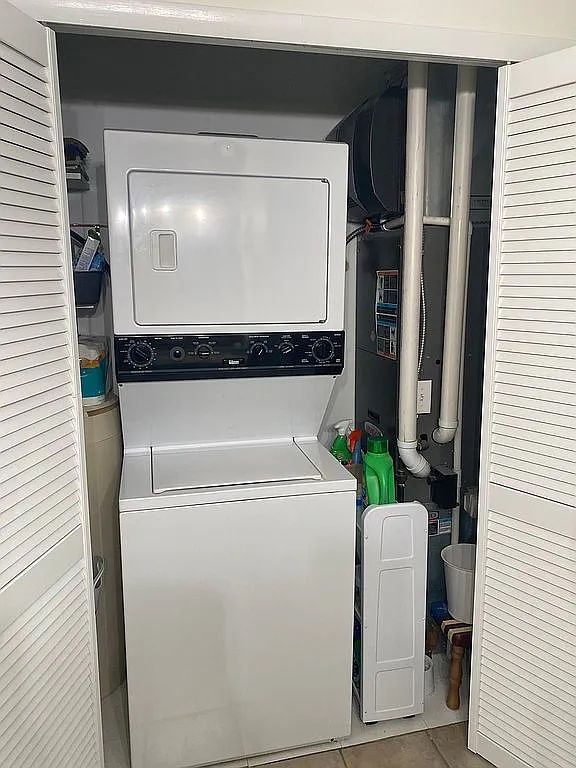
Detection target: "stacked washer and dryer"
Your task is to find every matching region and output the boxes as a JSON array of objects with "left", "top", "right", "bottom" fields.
[{"left": 105, "top": 131, "right": 357, "bottom": 768}]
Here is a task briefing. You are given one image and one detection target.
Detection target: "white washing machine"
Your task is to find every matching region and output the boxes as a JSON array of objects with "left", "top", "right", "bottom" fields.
[{"left": 105, "top": 131, "right": 355, "bottom": 768}]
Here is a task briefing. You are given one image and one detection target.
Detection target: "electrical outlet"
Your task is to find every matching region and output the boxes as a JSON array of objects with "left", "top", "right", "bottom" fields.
[{"left": 417, "top": 379, "right": 432, "bottom": 415}]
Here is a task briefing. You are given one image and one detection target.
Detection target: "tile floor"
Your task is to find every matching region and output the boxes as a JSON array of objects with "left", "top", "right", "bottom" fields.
[
  {"left": 103, "top": 723, "right": 493, "bottom": 768},
  {"left": 102, "top": 653, "right": 475, "bottom": 768}
]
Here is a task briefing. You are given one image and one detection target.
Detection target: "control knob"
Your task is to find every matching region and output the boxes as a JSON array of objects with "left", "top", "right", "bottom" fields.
[
  {"left": 127, "top": 341, "right": 154, "bottom": 368},
  {"left": 312, "top": 338, "right": 335, "bottom": 362},
  {"left": 170, "top": 346, "right": 185, "bottom": 361},
  {"left": 196, "top": 344, "right": 212, "bottom": 358},
  {"left": 249, "top": 342, "right": 269, "bottom": 357},
  {"left": 279, "top": 342, "right": 295, "bottom": 356}
]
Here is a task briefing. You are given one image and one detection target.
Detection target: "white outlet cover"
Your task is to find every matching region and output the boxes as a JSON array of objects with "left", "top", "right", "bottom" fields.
[{"left": 417, "top": 380, "right": 432, "bottom": 415}]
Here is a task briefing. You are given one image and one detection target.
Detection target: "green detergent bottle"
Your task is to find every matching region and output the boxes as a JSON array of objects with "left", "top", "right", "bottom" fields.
[{"left": 363, "top": 437, "right": 396, "bottom": 505}]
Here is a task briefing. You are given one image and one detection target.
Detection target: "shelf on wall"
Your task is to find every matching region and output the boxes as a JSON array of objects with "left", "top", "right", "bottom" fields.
[{"left": 76, "top": 304, "right": 99, "bottom": 316}]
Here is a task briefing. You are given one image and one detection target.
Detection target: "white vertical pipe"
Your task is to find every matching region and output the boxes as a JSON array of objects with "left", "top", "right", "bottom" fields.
[
  {"left": 451, "top": 227, "right": 473, "bottom": 544},
  {"left": 397, "top": 62, "right": 431, "bottom": 478},
  {"left": 434, "top": 66, "right": 477, "bottom": 445}
]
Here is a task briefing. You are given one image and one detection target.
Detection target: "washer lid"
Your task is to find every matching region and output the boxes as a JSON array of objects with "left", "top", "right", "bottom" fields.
[{"left": 151, "top": 440, "right": 322, "bottom": 493}]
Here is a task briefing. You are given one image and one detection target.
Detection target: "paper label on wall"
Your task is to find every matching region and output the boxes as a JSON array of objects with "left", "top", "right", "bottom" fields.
[{"left": 375, "top": 270, "right": 398, "bottom": 360}]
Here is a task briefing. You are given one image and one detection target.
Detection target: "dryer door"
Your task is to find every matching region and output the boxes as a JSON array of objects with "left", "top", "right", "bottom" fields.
[{"left": 128, "top": 170, "right": 329, "bottom": 327}]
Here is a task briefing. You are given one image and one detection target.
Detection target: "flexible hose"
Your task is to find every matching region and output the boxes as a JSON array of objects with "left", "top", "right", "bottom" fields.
[
  {"left": 418, "top": 266, "right": 426, "bottom": 375},
  {"left": 346, "top": 226, "right": 365, "bottom": 245}
]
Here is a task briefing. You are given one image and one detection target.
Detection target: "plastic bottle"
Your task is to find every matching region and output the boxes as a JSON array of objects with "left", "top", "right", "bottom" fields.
[
  {"left": 330, "top": 419, "right": 352, "bottom": 463},
  {"left": 76, "top": 228, "right": 101, "bottom": 271},
  {"left": 363, "top": 437, "right": 396, "bottom": 505},
  {"left": 348, "top": 428, "right": 362, "bottom": 455},
  {"left": 347, "top": 438, "right": 364, "bottom": 517}
]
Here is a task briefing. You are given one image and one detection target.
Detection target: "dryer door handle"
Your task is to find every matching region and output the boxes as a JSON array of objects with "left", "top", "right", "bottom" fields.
[{"left": 151, "top": 230, "right": 177, "bottom": 271}]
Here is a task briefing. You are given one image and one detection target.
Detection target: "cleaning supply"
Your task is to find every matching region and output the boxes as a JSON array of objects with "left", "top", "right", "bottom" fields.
[
  {"left": 363, "top": 437, "right": 396, "bottom": 505},
  {"left": 351, "top": 439, "right": 362, "bottom": 466},
  {"left": 330, "top": 419, "right": 352, "bottom": 464},
  {"left": 347, "top": 435, "right": 364, "bottom": 518},
  {"left": 348, "top": 428, "right": 362, "bottom": 456},
  {"left": 75, "top": 228, "right": 101, "bottom": 271},
  {"left": 79, "top": 336, "right": 108, "bottom": 404}
]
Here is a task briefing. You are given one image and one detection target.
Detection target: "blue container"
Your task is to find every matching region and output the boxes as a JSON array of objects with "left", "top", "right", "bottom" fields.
[
  {"left": 80, "top": 361, "right": 107, "bottom": 402},
  {"left": 79, "top": 337, "right": 108, "bottom": 403}
]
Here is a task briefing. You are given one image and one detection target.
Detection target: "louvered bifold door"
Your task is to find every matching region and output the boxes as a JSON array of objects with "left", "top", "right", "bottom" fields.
[
  {"left": 0, "top": 2, "right": 103, "bottom": 767},
  {"left": 469, "top": 48, "right": 576, "bottom": 768}
]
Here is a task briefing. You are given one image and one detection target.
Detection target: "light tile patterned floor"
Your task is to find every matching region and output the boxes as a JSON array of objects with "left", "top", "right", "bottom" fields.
[{"left": 102, "top": 653, "right": 473, "bottom": 768}]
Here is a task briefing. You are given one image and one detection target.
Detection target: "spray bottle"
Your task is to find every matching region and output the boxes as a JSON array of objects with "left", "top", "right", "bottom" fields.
[{"left": 330, "top": 419, "right": 352, "bottom": 464}]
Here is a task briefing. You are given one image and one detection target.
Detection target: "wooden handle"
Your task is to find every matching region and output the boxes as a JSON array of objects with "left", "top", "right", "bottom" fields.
[{"left": 446, "top": 644, "right": 465, "bottom": 710}]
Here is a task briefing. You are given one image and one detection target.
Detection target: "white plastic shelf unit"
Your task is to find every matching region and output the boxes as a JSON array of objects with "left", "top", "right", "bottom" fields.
[{"left": 354, "top": 502, "right": 428, "bottom": 723}]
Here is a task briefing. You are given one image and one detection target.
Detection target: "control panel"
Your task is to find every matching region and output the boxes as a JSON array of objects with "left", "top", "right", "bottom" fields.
[{"left": 115, "top": 332, "right": 345, "bottom": 382}]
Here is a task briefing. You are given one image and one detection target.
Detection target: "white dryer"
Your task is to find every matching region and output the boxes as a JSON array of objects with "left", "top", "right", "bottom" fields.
[{"left": 105, "top": 131, "right": 355, "bottom": 768}]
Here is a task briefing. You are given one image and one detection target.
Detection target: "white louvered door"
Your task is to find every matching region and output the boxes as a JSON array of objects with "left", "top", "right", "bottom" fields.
[
  {"left": 0, "top": 1, "right": 103, "bottom": 766},
  {"left": 469, "top": 48, "right": 576, "bottom": 768}
]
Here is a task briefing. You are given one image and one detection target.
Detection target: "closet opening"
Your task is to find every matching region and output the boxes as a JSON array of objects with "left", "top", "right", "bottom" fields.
[{"left": 55, "top": 29, "right": 497, "bottom": 766}]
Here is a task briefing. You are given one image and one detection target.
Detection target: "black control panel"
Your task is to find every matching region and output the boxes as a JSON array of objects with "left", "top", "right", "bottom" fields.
[{"left": 115, "top": 331, "right": 345, "bottom": 382}]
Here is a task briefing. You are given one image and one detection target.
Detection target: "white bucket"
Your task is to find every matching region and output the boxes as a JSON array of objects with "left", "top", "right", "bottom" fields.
[{"left": 441, "top": 544, "right": 476, "bottom": 623}]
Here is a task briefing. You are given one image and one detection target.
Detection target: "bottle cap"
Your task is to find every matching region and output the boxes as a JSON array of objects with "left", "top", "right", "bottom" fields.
[{"left": 367, "top": 436, "right": 388, "bottom": 454}]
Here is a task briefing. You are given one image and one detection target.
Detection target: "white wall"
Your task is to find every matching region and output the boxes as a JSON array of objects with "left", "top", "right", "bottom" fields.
[{"left": 60, "top": 33, "right": 392, "bottom": 435}]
